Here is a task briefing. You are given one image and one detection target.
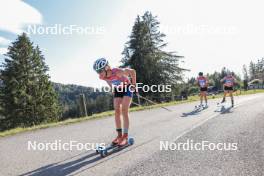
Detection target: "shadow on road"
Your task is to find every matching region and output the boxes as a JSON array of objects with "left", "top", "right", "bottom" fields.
[
  {"left": 220, "top": 106, "right": 233, "bottom": 114},
  {"left": 214, "top": 105, "right": 233, "bottom": 114},
  {"left": 19, "top": 137, "right": 157, "bottom": 176},
  {"left": 181, "top": 108, "right": 203, "bottom": 117},
  {"left": 19, "top": 152, "right": 102, "bottom": 176}
]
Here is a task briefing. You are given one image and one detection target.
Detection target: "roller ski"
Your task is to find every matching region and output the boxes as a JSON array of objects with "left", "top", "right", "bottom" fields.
[
  {"left": 182, "top": 104, "right": 208, "bottom": 116},
  {"left": 216, "top": 99, "right": 226, "bottom": 110},
  {"left": 216, "top": 98, "right": 234, "bottom": 112},
  {"left": 194, "top": 104, "right": 208, "bottom": 110},
  {"left": 96, "top": 135, "right": 135, "bottom": 158},
  {"left": 95, "top": 136, "right": 119, "bottom": 154},
  {"left": 218, "top": 98, "right": 234, "bottom": 107}
]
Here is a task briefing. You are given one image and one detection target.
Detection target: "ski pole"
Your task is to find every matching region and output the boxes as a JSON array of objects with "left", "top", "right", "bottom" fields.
[
  {"left": 131, "top": 101, "right": 141, "bottom": 106},
  {"left": 136, "top": 94, "right": 172, "bottom": 112}
]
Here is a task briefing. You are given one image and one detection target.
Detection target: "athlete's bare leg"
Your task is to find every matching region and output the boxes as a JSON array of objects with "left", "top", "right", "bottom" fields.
[
  {"left": 222, "top": 91, "right": 227, "bottom": 103},
  {"left": 200, "top": 91, "right": 207, "bottom": 105},
  {"left": 229, "top": 91, "right": 234, "bottom": 107},
  {"left": 112, "top": 97, "right": 123, "bottom": 144},
  {"left": 204, "top": 92, "right": 208, "bottom": 105},
  {"left": 121, "top": 96, "right": 132, "bottom": 130},
  {"left": 117, "top": 96, "right": 132, "bottom": 146},
  {"left": 200, "top": 92, "right": 203, "bottom": 105},
  {"left": 113, "top": 98, "right": 122, "bottom": 129}
]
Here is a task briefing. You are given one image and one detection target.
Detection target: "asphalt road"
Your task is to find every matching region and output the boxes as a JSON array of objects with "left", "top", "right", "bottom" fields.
[{"left": 0, "top": 93, "right": 263, "bottom": 176}]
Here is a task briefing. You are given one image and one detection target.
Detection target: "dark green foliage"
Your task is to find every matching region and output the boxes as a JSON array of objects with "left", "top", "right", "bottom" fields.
[
  {"left": 121, "top": 11, "right": 186, "bottom": 98},
  {"left": 188, "top": 86, "right": 199, "bottom": 95},
  {"left": 248, "top": 58, "right": 264, "bottom": 81},
  {"left": 242, "top": 58, "right": 264, "bottom": 89},
  {"left": 0, "top": 33, "right": 61, "bottom": 131},
  {"left": 53, "top": 83, "right": 113, "bottom": 118}
]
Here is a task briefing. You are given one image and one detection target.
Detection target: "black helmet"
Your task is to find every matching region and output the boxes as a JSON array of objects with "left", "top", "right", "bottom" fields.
[{"left": 198, "top": 72, "right": 203, "bottom": 76}]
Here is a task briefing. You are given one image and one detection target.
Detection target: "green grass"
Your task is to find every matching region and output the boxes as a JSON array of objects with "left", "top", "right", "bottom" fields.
[{"left": 1, "top": 89, "right": 264, "bottom": 137}]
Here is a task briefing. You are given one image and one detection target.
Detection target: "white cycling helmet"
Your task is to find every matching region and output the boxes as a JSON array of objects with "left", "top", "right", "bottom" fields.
[{"left": 93, "top": 58, "right": 109, "bottom": 73}]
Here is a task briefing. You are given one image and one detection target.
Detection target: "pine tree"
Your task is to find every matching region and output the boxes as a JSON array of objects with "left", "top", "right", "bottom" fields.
[
  {"left": 208, "top": 71, "right": 221, "bottom": 90},
  {"left": 249, "top": 61, "right": 257, "bottom": 80},
  {"left": 242, "top": 65, "right": 249, "bottom": 81},
  {"left": 242, "top": 65, "right": 249, "bottom": 90},
  {"left": 256, "top": 58, "right": 264, "bottom": 81},
  {"left": 122, "top": 11, "right": 186, "bottom": 98},
  {"left": 260, "top": 58, "right": 264, "bottom": 81},
  {"left": 0, "top": 33, "right": 61, "bottom": 130}
]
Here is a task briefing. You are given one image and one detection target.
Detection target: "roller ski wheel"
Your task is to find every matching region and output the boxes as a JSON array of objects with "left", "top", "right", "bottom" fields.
[
  {"left": 100, "top": 148, "right": 108, "bottom": 157},
  {"left": 128, "top": 137, "right": 135, "bottom": 145},
  {"left": 95, "top": 145, "right": 104, "bottom": 154}
]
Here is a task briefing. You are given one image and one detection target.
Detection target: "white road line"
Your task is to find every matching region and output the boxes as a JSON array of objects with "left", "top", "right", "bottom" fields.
[{"left": 171, "top": 94, "right": 261, "bottom": 142}]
